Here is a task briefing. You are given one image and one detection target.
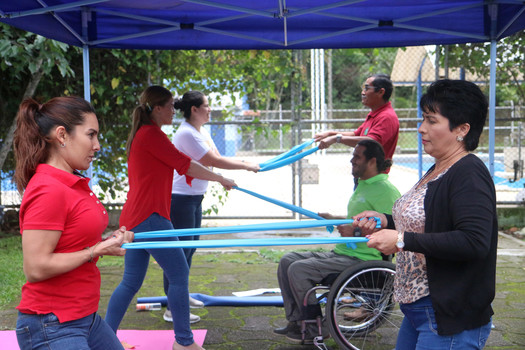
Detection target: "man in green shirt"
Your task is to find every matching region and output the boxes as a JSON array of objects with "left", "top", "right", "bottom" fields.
[{"left": 275, "top": 139, "right": 401, "bottom": 344}]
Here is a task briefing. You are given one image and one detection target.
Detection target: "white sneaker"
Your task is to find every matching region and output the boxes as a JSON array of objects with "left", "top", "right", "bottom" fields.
[
  {"left": 163, "top": 309, "right": 173, "bottom": 322},
  {"left": 189, "top": 313, "right": 201, "bottom": 323},
  {"left": 163, "top": 309, "right": 201, "bottom": 324},
  {"left": 189, "top": 296, "right": 204, "bottom": 308}
]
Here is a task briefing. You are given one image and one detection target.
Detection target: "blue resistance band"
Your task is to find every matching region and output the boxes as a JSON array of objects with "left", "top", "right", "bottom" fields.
[
  {"left": 259, "top": 139, "right": 315, "bottom": 168},
  {"left": 123, "top": 237, "right": 369, "bottom": 249},
  {"left": 234, "top": 186, "right": 334, "bottom": 233},
  {"left": 259, "top": 146, "right": 319, "bottom": 172},
  {"left": 132, "top": 219, "right": 363, "bottom": 240}
]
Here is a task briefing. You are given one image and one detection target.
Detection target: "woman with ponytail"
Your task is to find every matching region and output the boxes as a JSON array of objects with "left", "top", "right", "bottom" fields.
[
  {"left": 161, "top": 91, "right": 259, "bottom": 324},
  {"left": 105, "top": 86, "right": 235, "bottom": 350},
  {"left": 13, "top": 96, "right": 134, "bottom": 350}
]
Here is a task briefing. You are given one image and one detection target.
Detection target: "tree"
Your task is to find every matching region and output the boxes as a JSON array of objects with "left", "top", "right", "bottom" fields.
[
  {"left": 0, "top": 23, "right": 74, "bottom": 191},
  {"left": 0, "top": 27, "right": 302, "bottom": 200},
  {"left": 441, "top": 32, "right": 525, "bottom": 104},
  {"left": 0, "top": 23, "right": 408, "bottom": 204},
  {"left": 329, "top": 48, "right": 398, "bottom": 109}
]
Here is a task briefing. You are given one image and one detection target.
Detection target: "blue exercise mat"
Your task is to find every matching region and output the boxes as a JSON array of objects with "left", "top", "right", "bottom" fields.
[{"left": 137, "top": 293, "right": 284, "bottom": 307}]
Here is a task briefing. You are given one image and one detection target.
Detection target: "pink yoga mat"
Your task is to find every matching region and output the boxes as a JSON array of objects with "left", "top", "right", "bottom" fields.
[{"left": 0, "top": 329, "right": 207, "bottom": 349}]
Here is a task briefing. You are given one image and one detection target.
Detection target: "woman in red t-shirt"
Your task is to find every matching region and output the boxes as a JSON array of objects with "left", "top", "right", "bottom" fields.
[
  {"left": 13, "top": 96, "right": 134, "bottom": 350},
  {"left": 104, "top": 86, "right": 235, "bottom": 350}
]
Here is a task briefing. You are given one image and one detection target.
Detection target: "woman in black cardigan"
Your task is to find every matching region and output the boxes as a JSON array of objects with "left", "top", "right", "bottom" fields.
[{"left": 353, "top": 79, "right": 497, "bottom": 350}]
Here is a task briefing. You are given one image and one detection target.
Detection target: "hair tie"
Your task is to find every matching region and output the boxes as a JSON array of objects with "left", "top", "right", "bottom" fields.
[{"left": 145, "top": 102, "right": 152, "bottom": 112}]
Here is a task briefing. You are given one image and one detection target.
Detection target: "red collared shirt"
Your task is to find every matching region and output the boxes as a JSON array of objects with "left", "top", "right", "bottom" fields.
[
  {"left": 17, "top": 164, "right": 108, "bottom": 322},
  {"left": 354, "top": 101, "right": 399, "bottom": 164},
  {"left": 119, "top": 124, "right": 192, "bottom": 230}
]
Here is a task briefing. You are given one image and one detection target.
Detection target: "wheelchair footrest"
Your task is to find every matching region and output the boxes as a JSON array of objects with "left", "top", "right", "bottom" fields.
[{"left": 313, "top": 336, "right": 329, "bottom": 350}]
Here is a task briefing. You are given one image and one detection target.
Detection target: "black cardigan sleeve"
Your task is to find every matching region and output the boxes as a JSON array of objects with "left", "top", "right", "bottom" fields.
[
  {"left": 385, "top": 214, "right": 396, "bottom": 230},
  {"left": 403, "top": 155, "right": 496, "bottom": 261}
]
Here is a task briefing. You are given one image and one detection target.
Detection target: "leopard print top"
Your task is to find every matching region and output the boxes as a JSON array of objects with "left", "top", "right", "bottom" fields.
[{"left": 391, "top": 169, "right": 448, "bottom": 304}]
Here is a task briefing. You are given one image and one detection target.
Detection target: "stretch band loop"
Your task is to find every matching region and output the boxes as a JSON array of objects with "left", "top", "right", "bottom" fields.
[
  {"left": 123, "top": 237, "right": 369, "bottom": 249},
  {"left": 259, "top": 146, "right": 319, "bottom": 172},
  {"left": 133, "top": 218, "right": 381, "bottom": 240},
  {"left": 259, "top": 139, "right": 315, "bottom": 168},
  {"left": 134, "top": 219, "right": 352, "bottom": 239},
  {"left": 234, "top": 186, "right": 333, "bottom": 233}
]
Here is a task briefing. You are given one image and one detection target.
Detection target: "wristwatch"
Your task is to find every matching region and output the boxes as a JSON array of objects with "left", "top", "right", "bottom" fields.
[
  {"left": 336, "top": 133, "right": 342, "bottom": 143},
  {"left": 396, "top": 231, "right": 405, "bottom": 251}
]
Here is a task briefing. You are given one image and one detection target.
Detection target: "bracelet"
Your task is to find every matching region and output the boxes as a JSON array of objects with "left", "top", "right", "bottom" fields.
[{"left": 86, "top": 241, "right": 102, "bottom": 263}]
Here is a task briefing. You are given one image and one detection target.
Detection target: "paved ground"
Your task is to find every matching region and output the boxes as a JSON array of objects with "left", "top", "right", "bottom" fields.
[{"left": 1, "top": 231, "right": 524, "bottom": 350}]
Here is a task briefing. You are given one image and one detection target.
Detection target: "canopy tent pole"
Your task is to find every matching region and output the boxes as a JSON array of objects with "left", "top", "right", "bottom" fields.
[
  {"left": 82, "top": 8, "right": 93, "bottom": 182},
  {"left": 488, "top": 40, "right": 496, "bottom": 178},
  {"left": 83, "top": 47, "right": 90, "bottom": 103},
  {"left": 488, "top": 4, "right": 498, "bottom": 179},
  {"left": 417, "top": 56, "right": 426, "bottom": 180}
]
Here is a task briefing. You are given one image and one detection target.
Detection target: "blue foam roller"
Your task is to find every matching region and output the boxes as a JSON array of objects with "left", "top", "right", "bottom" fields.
[{"left": 137, "top": 293, "right": 284, "bottom": 307}]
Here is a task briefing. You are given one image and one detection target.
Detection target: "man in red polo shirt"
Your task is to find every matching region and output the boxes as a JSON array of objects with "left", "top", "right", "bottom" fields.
[{"left": 315, "top": 74, "right": 399, "bottom": 167}]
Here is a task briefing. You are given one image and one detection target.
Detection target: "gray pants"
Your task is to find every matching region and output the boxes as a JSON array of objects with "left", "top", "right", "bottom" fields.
[{"left": 277, "top": 251, "right": 361, "bottom": 322}]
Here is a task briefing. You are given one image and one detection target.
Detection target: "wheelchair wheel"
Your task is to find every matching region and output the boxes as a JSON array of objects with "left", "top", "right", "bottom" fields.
[{"left": 325, "top": 260, "right": 403, "bottom": 350}]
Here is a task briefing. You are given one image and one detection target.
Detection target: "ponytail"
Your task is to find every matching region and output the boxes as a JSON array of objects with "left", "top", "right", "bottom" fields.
[
  {"left": 13, "top": 96, "right": 94, "bottom": 193},
  {"left": 126, "top": 86, "right": 172, "bottom": 156},
  {"left": 174, "top": 90, "right": 205, "bottom": 120}
]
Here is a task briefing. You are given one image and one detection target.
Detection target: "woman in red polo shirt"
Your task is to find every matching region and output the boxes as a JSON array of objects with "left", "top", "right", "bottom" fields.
[
  {"left": 104, "top": 85, "right": 235, "bottom": 350},
  {"left": 13, "top": 96, "right": 134, "bottom": 350}
]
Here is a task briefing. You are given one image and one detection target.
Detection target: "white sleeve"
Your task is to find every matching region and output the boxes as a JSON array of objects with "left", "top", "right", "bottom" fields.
[{"left": 173, "top": 127, "right": 210, "bottom": 161}]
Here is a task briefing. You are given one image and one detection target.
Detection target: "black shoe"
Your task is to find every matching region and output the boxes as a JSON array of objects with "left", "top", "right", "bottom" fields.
[
  {"left": 285, "top": 323, "right": 329, "bottom": 344},
  {"left": 273, "top": 321, "right": 300, "bottom": 335}
]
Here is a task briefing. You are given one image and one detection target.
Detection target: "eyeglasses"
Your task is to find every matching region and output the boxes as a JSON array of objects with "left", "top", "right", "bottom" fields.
[{"left": 362, "top": 84, "right": 378, "bottom": 92}]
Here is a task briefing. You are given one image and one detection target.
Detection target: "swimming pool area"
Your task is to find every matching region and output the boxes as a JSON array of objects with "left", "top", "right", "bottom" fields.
[
  {"left": 0, "top": 153, "right": 523, "bottom": 212},
  {"left": 392, "top": 153, "right": 525, "bottom": 190}
]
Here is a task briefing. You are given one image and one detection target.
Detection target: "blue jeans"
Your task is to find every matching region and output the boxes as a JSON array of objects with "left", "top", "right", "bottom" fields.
[
  {"left": 170, "top": 194, "right": 203, "bottom": 266},
  {"left": 163, "top": 194, "right": 203, "bottom": 299},
  {"left": 104, "top": 213, "right": 193, "bottom": 346},
  {"left": 16, "top": 312, "right": 122, "bottom": 350},
  {"left": 396, "top": 296, "right": 492, "bottom": 350}
]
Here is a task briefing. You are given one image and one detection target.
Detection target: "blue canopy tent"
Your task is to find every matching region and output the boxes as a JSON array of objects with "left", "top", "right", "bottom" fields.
[{"left": 1, "top": 0, "right": 525, "bottom": 177}]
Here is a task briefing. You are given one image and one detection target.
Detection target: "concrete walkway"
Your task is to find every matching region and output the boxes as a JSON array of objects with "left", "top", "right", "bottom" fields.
[{"left": 1, "top": 232, "right": 524, "bottom": 349}]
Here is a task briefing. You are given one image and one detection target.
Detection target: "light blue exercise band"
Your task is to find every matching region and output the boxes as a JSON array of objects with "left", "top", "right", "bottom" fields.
[
  {"left": 133, "top": 219, "right": 362, "bottom": 239},
  {"left": 123, "top": 237, "right": 369, "bottom": 249},
  {"left": 234, "top": 186, "right": 334, "bottom": 233},
  {"left": 127, "top": 140, "right": 381, "bottom": 249},
  {"left": 259, "top": 146, "right": 319, "bottom": 172},
  {"left": 259, "top": 139, "right": 315, "bottom": 167}
]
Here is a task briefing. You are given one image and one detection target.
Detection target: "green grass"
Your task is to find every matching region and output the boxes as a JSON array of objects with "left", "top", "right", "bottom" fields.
[
  {"left": 97, "top": 254, "right": 126, "bottom": 267},
  {"left": 0, "top": 236, "right": 25, "bottom": 308},
  {"left": 0, "top": 235, "right": 327, "bottom": 309},
  {"left": 0, "top": 234, "right": 128, "bottom": 308}
]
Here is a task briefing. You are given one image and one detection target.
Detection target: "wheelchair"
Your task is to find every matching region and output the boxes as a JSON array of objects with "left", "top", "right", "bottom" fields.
[{"left": 299, "top": 258, "right": 402, "bottom": 350}]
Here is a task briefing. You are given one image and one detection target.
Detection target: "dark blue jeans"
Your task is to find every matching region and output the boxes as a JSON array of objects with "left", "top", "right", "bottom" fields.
[
  {"left": 396, "top": 296, "right": 492, "bottom": 350},
  {"left": 163, "top": 194, "right": 203, "bottom": 298},
  {"left": 16, "top": 312, "right": 123, "bottom": 350},
  {"left": 170, "top": 193, "right": 204, "bottom": 266},
  {"left": 105, "top": 213, "right": 193, "bottom": 346}
]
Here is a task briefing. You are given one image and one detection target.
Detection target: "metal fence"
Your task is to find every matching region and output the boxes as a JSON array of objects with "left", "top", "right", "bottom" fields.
[
  {"left": 1, "top": 105, "right": 525, "bottom": 220},
  {"left": 2, "top": 42, "right": 525, "bottom": 220},
  {"left": 206, "top": 105, "right": 525, "bottom": 219}
]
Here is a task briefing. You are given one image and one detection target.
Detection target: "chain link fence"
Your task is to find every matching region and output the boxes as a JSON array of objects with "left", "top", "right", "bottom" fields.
[
  {"left": 1, "top": 105, "right": 524, "bottom": 221},
  {"left": 1, "top": 46, "right": 524, "bottom": 222},
  {"left": 203, "top": 104, "right": 525, "bottom": 220}
]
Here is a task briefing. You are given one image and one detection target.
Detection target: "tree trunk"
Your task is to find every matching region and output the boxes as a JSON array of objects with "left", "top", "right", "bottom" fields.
[{"left": 0, "top": 58, "right": 44, "bottom": 173}]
